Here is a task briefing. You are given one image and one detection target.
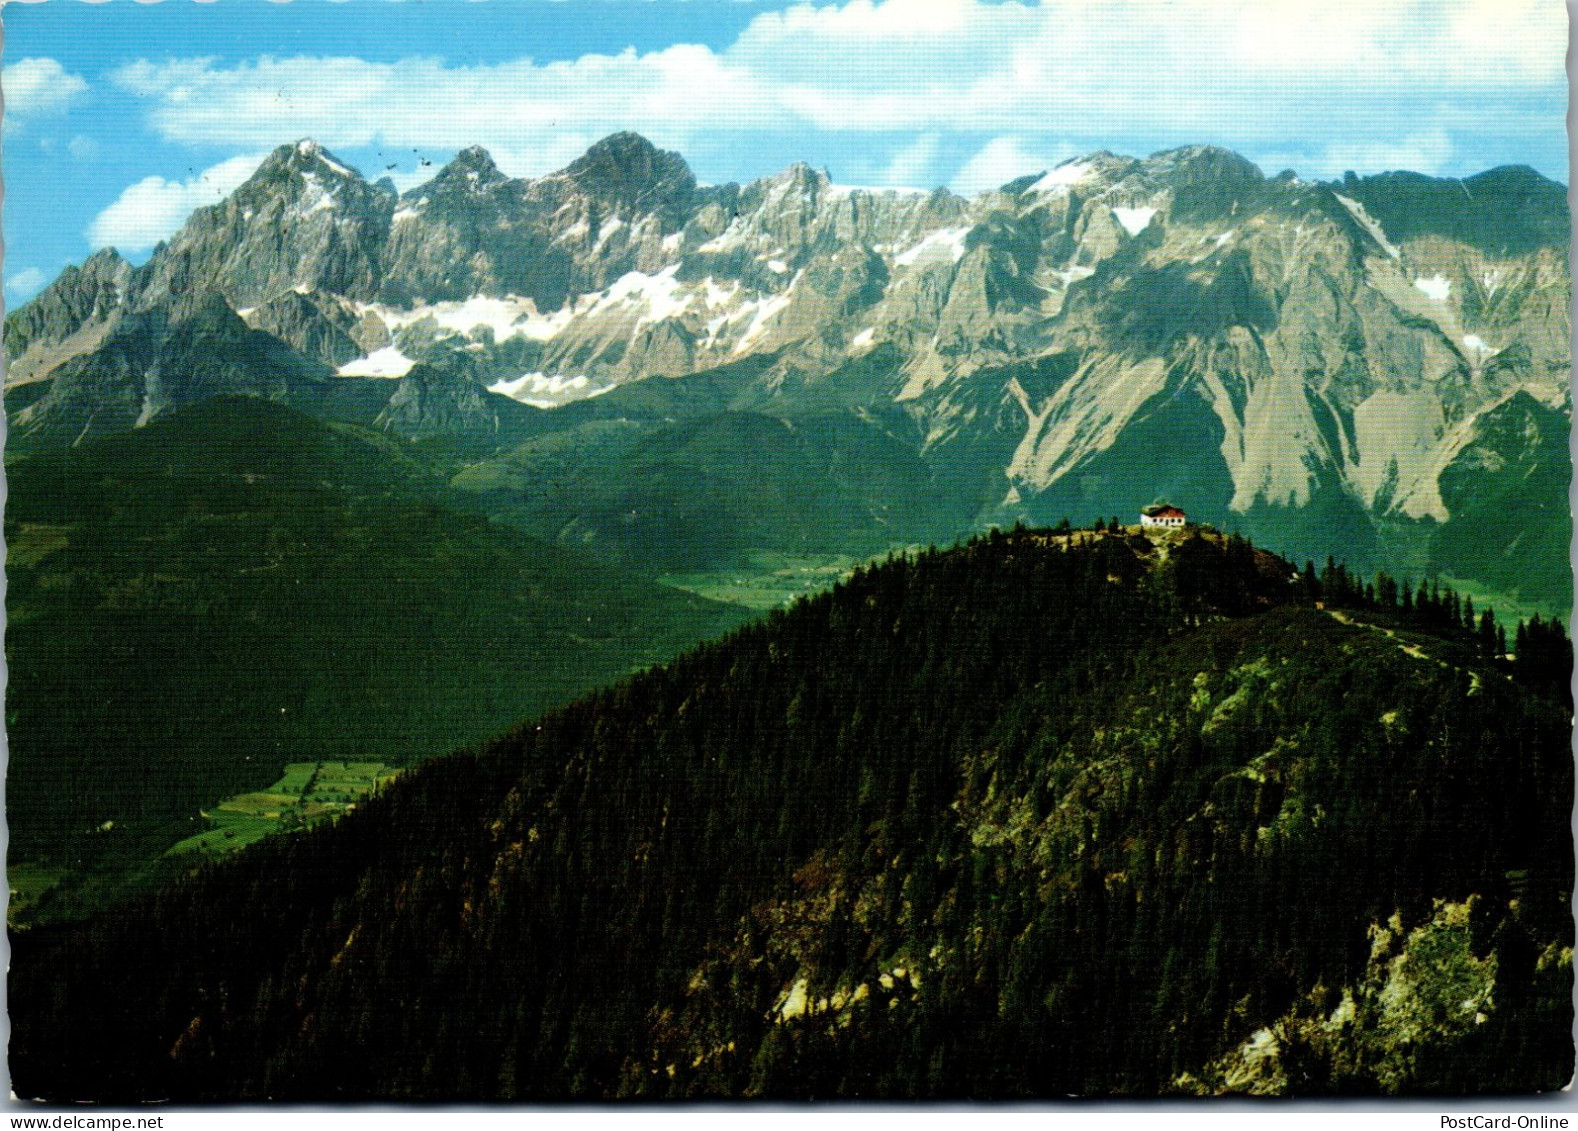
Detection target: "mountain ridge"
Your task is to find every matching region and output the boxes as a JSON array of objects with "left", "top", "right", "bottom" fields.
[{"left": 6, "top": 133, "right": 1570, "bottom": 605}]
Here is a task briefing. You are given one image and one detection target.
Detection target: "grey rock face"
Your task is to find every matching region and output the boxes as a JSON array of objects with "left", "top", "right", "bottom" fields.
[
  {"left": 7, "top": 133, "right": 1569, "bottom": 599},
  {"left": 242, "top": 291, "right": 365, "bottom": 368},
  {"left": 5, "top": 249, "right": 134, "bottom": 387},
  {"left": 14, "top": 291, "right": 331, "bottom": 440},
  {"left": 137, "top": 141, "right": 397, "bottom": 309}
]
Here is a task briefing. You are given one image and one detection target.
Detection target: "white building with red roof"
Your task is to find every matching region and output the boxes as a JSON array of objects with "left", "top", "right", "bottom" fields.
[{"left": 1140, "top": 504, "right": 1187, "bottom": 529}]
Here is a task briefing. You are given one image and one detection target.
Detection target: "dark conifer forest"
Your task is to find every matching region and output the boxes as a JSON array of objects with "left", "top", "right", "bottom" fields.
[{"left": 9, "top": 527, "right": 1573, "bottom": 1100}]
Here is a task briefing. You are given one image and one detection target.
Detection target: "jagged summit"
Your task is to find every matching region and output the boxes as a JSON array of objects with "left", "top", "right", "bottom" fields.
[
  {"left": 421, "top": 144, "right": 510, "bottom": 195},
  {"left": 1143, "top": 144, "right": 1264, "bottom": 188},
  {"left": 252, "top": 138, "right": 365, "bottom": 183},
  {"left": 5, "top": 132, "right": 1569, "bottom": 612},
  {"left": 445, "top": 144, "right": 504, "bottom": 178},
  {"left": 562, "top": 131, "right": 696, "bottom": 219}
]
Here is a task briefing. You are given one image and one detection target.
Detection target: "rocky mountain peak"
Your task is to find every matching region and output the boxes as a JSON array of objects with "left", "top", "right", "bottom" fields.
[
  {"left": 563, "top": 131, "right": 696, "bottom": 221},
  {"left": 81, "top": 246, "right": 129, "bottom": 274},
  {"left": 2, "top": 246, "right": 132, "bottom": 364},
  {"left": 9, "top": 133, "right": 1570, "bottom": 617},
  {"left": 1332, "top": 164, "right": 1569, "bottom": 257},
  {"left": 252, "top": 139, "right": 365, "bottom": 184},
  {"left": 434, "top": 144, "right": 507, "bottom": 189},
  {"left": 224, "top": 139, "right": 371, "bottom": 220},
  {"left": 1145, "top": 144, "right": 1264, "bottom": 187},
  {"left": 1014, "top": 151, "right": 1138, "bottom": 197},
  {"left": 783, "top": 161, "right": 832, "bottom": 192},
  {"left": 1134, "top": 144, "right": 1265, "bottom": 218}
]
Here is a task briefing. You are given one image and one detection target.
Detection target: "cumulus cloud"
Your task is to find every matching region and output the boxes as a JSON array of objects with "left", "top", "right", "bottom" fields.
[
  {"left": 110, "top": 49, "right": 773, "bottom": 171},
  {"left": 5, "top": 57, "right": 89, "bottom": 117},
  {"left": 86, "top": 152, "right": 267, "bottom": 253},
  {"left": 6, "top": 267, "right": 48, "bottom": 301},
  {"left": 879, "top": 134, "right": 942, "bottom": 189},
  {"left": 105, "top": 0, "right": 1564, "bottom": 183},
  {"left": 951, "top": 136, "right": 1072, "bottom": 196}
]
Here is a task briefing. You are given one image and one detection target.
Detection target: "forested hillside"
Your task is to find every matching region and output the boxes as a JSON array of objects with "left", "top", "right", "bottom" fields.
[
  {"left": 10, "top": 527, "right": 1571, "bottom": 1099},
  {"left": 4, "top": 397, "right": 747, "bottom": 915}
]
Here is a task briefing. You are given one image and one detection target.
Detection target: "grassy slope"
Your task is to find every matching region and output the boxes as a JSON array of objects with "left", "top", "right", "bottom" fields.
[{"left": 448, "top": 400, "right": 961, "bottom": 574}]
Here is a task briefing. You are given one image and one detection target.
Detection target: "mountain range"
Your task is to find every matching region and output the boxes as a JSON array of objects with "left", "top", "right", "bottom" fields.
[
  {"left": 6, "top": 133, "right": 1572, "bottom": 1098},
  {"left": 7, "top": 132, "right": 1571, "bottom": 605}
]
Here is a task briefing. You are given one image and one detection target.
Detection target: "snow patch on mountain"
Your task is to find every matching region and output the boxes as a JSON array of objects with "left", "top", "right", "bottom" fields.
[
  {"left": 366, "top": 296, "right": 573, "bottom": 343},
  {"left": 825, "top": 183, "right": 929, "bottom": 199},
  {"left": 1112, "top": 206, "right": 1158, "bottom": 237},
  {"left": 1334, "top": 194, "right": 1402, "bottom": 259},
  {"left": 1413, "top": 275, "right": 1452, "bottom": 302},
  {"left": 592, "top": 217, "right": 625, "bottom": 254},
  {"left": 734, "top": 287, "right": 795, "bottom": 353},
  {"left": 1030, "top": 161, "right": 1094, "bottom": 193},
  {"left": 585, "top": 266, "right": 691, "bottom": 331},
  {"left": 488, "top": 372, "right": 614, "bottom": 408},
  {"left": 294, "top": 140, "right": 354, "bottom": 180},
  {"left": 895, "top": 226, "right": 971, "bottom": 267},
  {"left": 339, "top": 346, "right": 416, "bottom": 378},
  {"left": 296, "top": 172, "right": 338, "bottom": 216}
]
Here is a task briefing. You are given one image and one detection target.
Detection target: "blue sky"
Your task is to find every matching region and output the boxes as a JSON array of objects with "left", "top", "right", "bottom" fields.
[{"left": 3, "top": 0, "right": 1568, "bottom": 306}]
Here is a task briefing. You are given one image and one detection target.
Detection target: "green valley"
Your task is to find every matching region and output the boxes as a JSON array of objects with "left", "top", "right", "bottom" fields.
[
  {"left": 5, "top": 397, "right": 749, "bottom": 923},
  {"left": 165, "top": 761, "right": 400, "bottom": 859}
]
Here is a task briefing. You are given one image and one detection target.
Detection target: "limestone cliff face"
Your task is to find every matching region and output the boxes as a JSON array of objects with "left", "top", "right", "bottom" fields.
[
  {"left": 13, "top": 293, "right": 330, "bottom": 439},
  {"left": 241, "top": 291, "right": 365, "bottom": 368},
  {"left": 6, "top": 134, "right": 1568, "bottom": 596},
  {"left": 1178, "top": 897, "right": 1570, "bottom": 1096},
  {"left": 137, "top": 141, "right": 397, "bottom": 309},
  {"left": 5, "top": 248, "right": 133, "bottom": 388}
]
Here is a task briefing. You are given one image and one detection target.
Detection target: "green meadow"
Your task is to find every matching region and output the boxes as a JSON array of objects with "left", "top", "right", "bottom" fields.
[{"left": 166, "top": 761, "right": 401, "bottom": 858}]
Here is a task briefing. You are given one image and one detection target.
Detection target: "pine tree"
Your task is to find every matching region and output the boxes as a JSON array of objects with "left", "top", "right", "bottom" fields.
[{"left": 1479, "top": 610, "right": 1498, "bottom": 661}]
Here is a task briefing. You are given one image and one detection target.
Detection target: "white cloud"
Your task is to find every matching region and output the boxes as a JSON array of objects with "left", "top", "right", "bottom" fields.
[
  {"left": 105, "top": 0, "right": 1564, "bottom": 181},
  {"left": 6, "top": 267, "right": 47, "bottom": 300},
  {"left": 110, "top": 50, "right": 773, "bottom": 174},
  {"left": 68, "top": 134, "right": 101, "bottom": 161},
  {"left": 950, "top": 136, "right": 1070, "bottom": 196},
  {"left": 879, "top": 133, "right": 941, "bottom": 189},
  {"left": 5, "top": 57, "right": 89, "bottom": 117},
  {"left": 86, "top": 152, "right": 267, "bottom": 253}
]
